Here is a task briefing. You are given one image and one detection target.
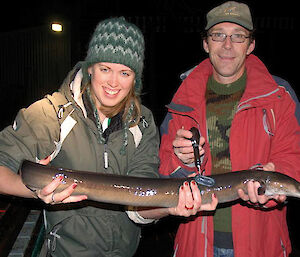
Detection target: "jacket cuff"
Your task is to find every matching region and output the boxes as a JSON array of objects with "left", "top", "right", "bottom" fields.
[
  {"left": 126, "top": 210, "right": 156, "bottom": 224},
  {"left": 165, "top": 166, "right": 194, "bottom": 178}
]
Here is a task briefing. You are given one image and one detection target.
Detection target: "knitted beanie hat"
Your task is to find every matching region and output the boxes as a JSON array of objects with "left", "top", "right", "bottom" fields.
[{"left": 84, "top": 17, "right": 145, "bottom": 95}]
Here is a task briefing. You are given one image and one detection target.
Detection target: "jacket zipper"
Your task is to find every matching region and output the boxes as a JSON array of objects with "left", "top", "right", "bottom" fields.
[
  {"left": 104, "top": 143, "right": 109, "bottom": 169},
  {"left": 280, "top": 238, "right": 287, "bottom": 257},
  {"left": 103, "top": 118, "right": 111, "bottom": 169}
]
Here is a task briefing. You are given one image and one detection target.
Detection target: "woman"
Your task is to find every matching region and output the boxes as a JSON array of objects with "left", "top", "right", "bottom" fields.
[{"left": 0, "top": 17, "right": 216, "bottom": 256}]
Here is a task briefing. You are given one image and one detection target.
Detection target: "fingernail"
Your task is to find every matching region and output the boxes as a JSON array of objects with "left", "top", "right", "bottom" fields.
[
  {"left": 191, "top": 180, "right": 196, "bottom": 186},
  {"left": 59, "top": 176, "right": 64, "bottom": 181},
  {"left": 212, "top": 193, "right": 216, "bottom": 198},
  {"left": 180, "top": 186, "right": 184, "bottom": 190},
  {"left": 184, "top": 181, "right": 189, "bottom": 187},
  {"left": 185, "top": 205, "right": 194, "bottom": 210},
  {"left": 72, "top": 183, "right": 77, "bottom": 189}
]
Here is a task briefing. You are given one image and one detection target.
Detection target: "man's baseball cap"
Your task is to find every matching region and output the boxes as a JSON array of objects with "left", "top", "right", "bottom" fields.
[{"left": 205, "top": 1, "right": 253, "bottom": 30}]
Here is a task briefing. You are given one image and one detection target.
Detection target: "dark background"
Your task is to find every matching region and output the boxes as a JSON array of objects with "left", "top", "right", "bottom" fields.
[
  {"left": 0, "top": 0, "right": 298, "bottom": 126},
  {"left": 0, "top": 0, "right": 299, "bottom": 256}
]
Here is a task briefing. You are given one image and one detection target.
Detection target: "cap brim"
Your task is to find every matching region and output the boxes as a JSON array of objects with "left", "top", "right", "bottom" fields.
[{"left": 205, "top": 19, "right": 253, "bottom": 30}]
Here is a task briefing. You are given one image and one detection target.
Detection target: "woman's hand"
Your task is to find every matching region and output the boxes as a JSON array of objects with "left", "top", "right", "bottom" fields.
[
  {"left": 35, "top": 156, "right": 88, "bottom": 204},
  {"left": 36, "top": 175, "right": 88, "bottom": 204},
  {"left": 168, "top": 180, "right": 218, "bottom": 217}
]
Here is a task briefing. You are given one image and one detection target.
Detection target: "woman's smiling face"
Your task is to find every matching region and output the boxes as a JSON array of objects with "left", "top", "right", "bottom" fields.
[{"left": 88, "top": 62, "right": 135, "bottom": 110}]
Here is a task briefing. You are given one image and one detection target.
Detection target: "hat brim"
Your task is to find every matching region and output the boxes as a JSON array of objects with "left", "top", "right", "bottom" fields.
[{"left": 205, "top": 18, "right": 253, "bottom": 31}]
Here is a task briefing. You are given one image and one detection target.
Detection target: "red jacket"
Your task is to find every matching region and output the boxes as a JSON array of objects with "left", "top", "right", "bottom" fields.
[{"left": 159, "top": 55, "right": 300, "bottom": 257}]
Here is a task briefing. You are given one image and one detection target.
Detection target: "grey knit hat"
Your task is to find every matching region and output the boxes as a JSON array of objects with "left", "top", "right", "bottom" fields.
[{"left": 84, "top": 17, "right": 145, "bottom": 95}]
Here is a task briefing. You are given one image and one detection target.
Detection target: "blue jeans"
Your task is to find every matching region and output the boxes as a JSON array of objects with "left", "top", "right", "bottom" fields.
[{"left": 214, "top": 246, "right": 234, "bottom": 257}]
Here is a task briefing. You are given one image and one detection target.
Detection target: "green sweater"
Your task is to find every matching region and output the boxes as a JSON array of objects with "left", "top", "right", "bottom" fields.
[{"left": 206, "top": 72, "right": 246, "bottom": 249}]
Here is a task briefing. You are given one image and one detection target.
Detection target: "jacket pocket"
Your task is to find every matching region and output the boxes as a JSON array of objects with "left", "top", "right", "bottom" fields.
[{"left": 262, "top": 108, "right": 275, "bottom": 137}]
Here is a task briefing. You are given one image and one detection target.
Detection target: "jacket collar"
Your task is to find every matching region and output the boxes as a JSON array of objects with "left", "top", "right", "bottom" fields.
[
  {"left": 58, "top": 63, "right": 88, "bottom": 118},
  {"left": 170, "top": 54, "right": 283, "bottom": 114}
]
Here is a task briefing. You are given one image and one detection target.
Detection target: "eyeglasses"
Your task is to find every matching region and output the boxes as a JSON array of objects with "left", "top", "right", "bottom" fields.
[{"left": 208, "top": 32, "right": 250, "bottom": 43}]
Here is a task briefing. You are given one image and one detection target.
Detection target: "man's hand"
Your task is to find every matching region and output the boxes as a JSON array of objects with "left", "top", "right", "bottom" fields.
[
  {"left": 173, "top": 128, "right": 205, "bottom": 165},
  {"left": 238, "top": 162, "right": 286, "bottom": 205}
]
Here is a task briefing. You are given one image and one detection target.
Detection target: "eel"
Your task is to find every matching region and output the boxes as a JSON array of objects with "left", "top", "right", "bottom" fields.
[{"left": 20, "top": 160, "right": 300, "bottom": 207}]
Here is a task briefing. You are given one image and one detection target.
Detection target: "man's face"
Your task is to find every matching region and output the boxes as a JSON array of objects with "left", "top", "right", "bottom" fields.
[{"left": 203, "top": 22, "right": 255, "bottom": 84}]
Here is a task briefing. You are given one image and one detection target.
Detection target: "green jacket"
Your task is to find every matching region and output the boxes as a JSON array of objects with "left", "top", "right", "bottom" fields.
[{"left": 0, "top": 65, "right": 160, "bottom": 256}]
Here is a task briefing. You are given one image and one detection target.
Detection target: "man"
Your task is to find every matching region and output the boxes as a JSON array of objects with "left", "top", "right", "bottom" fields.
[{"left": 159, "top": 1, "right": 300, "bottom": 257}]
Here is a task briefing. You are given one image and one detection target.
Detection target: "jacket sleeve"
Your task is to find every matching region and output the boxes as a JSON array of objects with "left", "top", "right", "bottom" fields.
[
  {"left": 159, "top": 111, "right": 196, "bottom": 178},
  {"left": 126, "top": 106, "right": 160, "bottom": 179},
  {"left": 268, "top": 91, "right": 300, "bottom": 181},
  {"left": 0, "top": 98, "right": 60, "bottom": 173},
  {"left": 261, "top": 90, "right": 300, "bottom": 208}
]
